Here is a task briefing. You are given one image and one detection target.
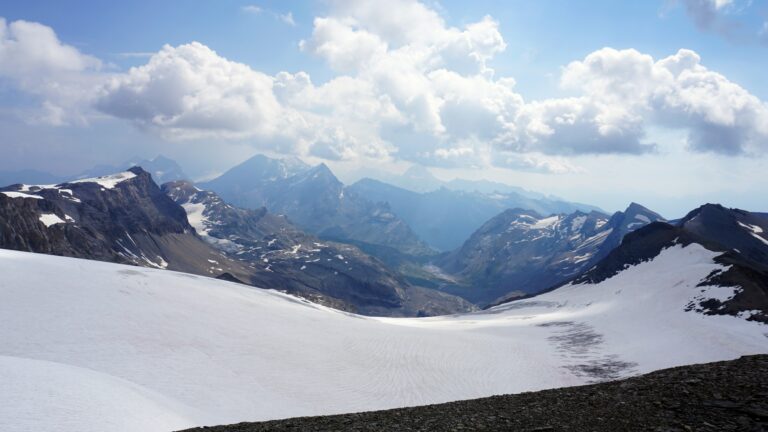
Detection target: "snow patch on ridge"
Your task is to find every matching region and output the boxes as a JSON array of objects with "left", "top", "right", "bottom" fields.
[
  {"left": 1, "top": 191, "right": 43, "bottom": 200},
  {"left": 70, "top": 171, "right": 137, "bottom": 189},
  {"left": 39, "top": 214, "right": 65, "bottom": 227}
]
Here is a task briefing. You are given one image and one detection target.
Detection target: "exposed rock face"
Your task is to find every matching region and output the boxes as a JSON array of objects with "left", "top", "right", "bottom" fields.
[
  {"left": 163, "top": 180, "right": 475, "bottom": 316},
  {"left": 570, "top": 204, "right": 768, "bottom": 323},
  {"left": 0, "top": 167, "right": 254, "bottom": 280},
  {"left": 438, "top": 203, "right": 664, "bottom": 305},
  {"left": 199, "top": 155, "right": 433, "bottom": 259},
  {"left": 178, "top": 355, "right": 768, "bottom": 432}
]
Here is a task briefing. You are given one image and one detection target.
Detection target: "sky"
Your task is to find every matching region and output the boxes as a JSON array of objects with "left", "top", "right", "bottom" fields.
[{"left": 0, "top": 0, "right": 767, "bottom": 217}]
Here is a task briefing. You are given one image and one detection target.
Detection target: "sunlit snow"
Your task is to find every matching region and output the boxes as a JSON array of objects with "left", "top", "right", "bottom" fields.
[{"left": 0, "top": 244, "right": 765, "bottom": 431}]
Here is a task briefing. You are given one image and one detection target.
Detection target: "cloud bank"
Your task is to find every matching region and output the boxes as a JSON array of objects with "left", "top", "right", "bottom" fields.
[{"left": 2, "top": 0, "right": 768, "bottom": 174}]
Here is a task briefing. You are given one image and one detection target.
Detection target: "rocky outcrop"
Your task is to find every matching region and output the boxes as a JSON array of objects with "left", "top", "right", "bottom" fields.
[{"left": 437, "top": 203, "right": 664, "bottom": 305}]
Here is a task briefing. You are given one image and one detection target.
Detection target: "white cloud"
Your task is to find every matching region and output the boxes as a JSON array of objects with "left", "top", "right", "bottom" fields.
[
  {"left": 279, "top": 12, "right": 296, "bottom": 26},
  {"left": 85, "top": 2, "right": 768, "bottom": 163},
  {"left": 96, "top": 42, "right": 283, "bottom": 140},
  {"left": 3, "top": 1, "right": 768, "bottom": 174},
  {"left": 0, "top": 18, "right": 103, "bottom": 125},
  {"left": 559, "top": 47, "right": 768, "bottom": 155},
  {"left": 492, "top": 152, "right": 583, "bottom": 174},
  {"left": 241, "top": 5, "right": 262, "bottom": 14}
]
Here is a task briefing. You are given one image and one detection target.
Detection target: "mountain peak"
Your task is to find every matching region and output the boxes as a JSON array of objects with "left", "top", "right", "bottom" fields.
[{"left": 306, "top": 162, "right": 337, "bottom": 180}]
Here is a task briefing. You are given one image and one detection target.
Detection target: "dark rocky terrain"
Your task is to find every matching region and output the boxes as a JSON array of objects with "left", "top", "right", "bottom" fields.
[
  {"left": 437, "top": 203, "right": 664, "bottom": 305},
  {"left": 163, "top": 180, "right": 474, "bottom": 316},
  {"left": 349, "top": 177, "right": 602, "bottom": 251},
  {"left": 0, "top": 167, "right": 255, "bottom": 280},
  {"left": 199, "top": 155, "right": 434, "bottom": 259},
  {"left": 179, "top": 354, "right": 768, "bottom": 432}
]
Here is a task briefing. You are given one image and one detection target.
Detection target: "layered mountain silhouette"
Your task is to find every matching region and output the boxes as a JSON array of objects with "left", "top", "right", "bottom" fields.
[
  {"left": 199, "top": 155, "right": 433, "bottom": 259},
  {"left": 437, "top": 203, "right": 665, "bottom": 305},
  {"left": 349, "top": 177, "right": 603, "bottom": 251},
  {"left": 0, "top": 167, "right": 471, "bottom": 316}
]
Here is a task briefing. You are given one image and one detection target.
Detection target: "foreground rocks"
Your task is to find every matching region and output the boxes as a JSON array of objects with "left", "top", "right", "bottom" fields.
[{"left": 181, "top": 354, "right": 768, "bottom": 432}]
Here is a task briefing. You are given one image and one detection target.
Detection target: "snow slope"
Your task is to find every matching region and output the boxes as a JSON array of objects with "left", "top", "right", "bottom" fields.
[{"left": 0, "top": 244, "right": 765, "bottom": 431}]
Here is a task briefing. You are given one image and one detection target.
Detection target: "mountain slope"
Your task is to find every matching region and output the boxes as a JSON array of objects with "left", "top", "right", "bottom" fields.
[
  {"left": 438, "top": 203, "right": 664, "bottom": 304},
  {"left": 0, "top": 167, "right": 253, "bottom": 279},
  {"left": 567, "top": 204, "right": 768, "bottom": 323},
  {"left": 349, "top": 178, "right": 605, "bottom": 251},
  {"left": 0, "top": 242, "right": 765, "bottom": 431},
  {"left": 162, "top": 180, "right": 473, "bottom": 316},
  {"left": 200, "top": 155, "right": 432, "bottom": 257}
]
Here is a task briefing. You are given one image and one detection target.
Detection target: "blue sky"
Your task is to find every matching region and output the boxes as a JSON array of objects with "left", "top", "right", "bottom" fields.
[{"left": 0, "top": 0, "right": 767, "bottom": 217}]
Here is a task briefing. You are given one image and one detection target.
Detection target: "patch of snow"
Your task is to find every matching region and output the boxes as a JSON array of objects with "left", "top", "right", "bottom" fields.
[
  {"left": 57, "top": 189, "right": 82, "bottom": 203},
  {"left": 738, "top": 222, "right": 768, "bottom": 246},
  {"left": 572, "top": 253, "right": 593, "bottom": 264},
  {"left": 634, "top": 214, "right": 651, "bottom": 224},
  {"left": 0, "top": 355, "right": 195, "bottom": 432},
  {"left": 38, "top": 214, "right": 65, "bottom": 227},
  {"left": 1, "top": 191, "right": 43, "bottom": 200},
  {"left": 570, "top": 216, "right": 587, "bottom": 232},
  {"left": 182, "top": 203, "right": 209, "bottom": 236},
  {"left": 70, "top": 171, "right": 137, "bottom": 189},
  {"left": 749, "top": 232, "right": 768, "bottom": 247},
  {"left": 532, "top": 215, "right": 560, "bottom": 230},
  {"left": 595, "top": 219, "right": 607, "bottom": 229},
  {"left": 738, "top": 221, "right": 763, "bottom": 234}
]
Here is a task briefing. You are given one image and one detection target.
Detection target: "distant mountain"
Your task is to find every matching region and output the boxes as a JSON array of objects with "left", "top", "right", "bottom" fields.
[
  {"left": 438, "top": 203, "right": 665, "bottom": 305},
  {"left": 554, "top": 204, "right": 768, "bottom": 323},
  {"left": 124, "top": 155, "right": 188, "bottom": 184},
  {"left": 199, "top": 155, "right": 433, "bottom": 258},
  {"left": 76, "top": 155, "right": 189, "bottom": 184},
  {"left": 0, "top": 167, "right": 253, "bottom": 280},
  {"left": 163, "top": 180, "right": 473, "bottom": 316},
  {"left": 348, "top": 178, "right": 605, "bottom": 251},
  {"left": 369, "top": 164, "right": 555, "bottom": 199},
  {"left": 0, "top": 169, "right": 64, "bottom": 187}
]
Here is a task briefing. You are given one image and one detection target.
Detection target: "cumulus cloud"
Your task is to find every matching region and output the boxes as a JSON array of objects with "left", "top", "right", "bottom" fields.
[
  {"left": 0, "top": 18, "right": 103, "bottom": 125},
  {"left": 96, "top": 42, "right": 283, "bottom": 140},
  {"left": 560, "top": 47, "right": 768, "bottom": 155},
  {"left": 3, "top": 1, "right": 768, "bottom": 173},
  {"left": 492, "top": 152, "right": 583, "bottom": 174}
]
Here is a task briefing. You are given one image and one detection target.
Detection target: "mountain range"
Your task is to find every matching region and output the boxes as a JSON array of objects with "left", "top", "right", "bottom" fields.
[
  {"left": 162, "top": 180, "right": 473, "bottom": 316},
  {"left": 348, "top": 177, "right": 602, "bottom": 251},
  {"left": 1, "top": 155, "right": 767, "bottom": 432},
  {"left": 0, "top": 167, "right": 470, "bottom": 317},
  {"left": 199, "top": 155, "right": 434, "bottom": 259},
  {"left": 1, "top": 154, "right": 766, "bottom": 322},
  {"left": 0, "top": 155, "right": 188, "bottom": 189}
]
